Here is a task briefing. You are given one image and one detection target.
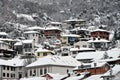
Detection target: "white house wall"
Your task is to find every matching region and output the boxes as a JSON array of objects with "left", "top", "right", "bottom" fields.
[
  {"left": 27, "top": 66, "right": 75, "bottom": 77},
  {"left": 51, "top": 66, "right": 73, "bottom": 75}
]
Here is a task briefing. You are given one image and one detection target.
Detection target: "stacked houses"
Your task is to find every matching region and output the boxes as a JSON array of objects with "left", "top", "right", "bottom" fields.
[{"left": 0, "top": 19, "right": 120, "bottom": 80}]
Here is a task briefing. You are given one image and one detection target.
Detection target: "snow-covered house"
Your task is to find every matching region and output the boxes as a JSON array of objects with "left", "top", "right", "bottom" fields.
[
  {"left": 101, "top": 65, "right": 120, "bottom": 80},
  {"left": 91, "top": 29, "right": 110, "bottom": 40},
  {"left": 88, "top": 38, "right": 110, "bottom": 51},
  {"left": 22, "top": 40, "right": 35, "bottom": 55},
  {"left": 73, "top": 62, "right": 110, "bottom": 75},
  {"left": 61, "top": 34, "right": 80, "bottom": 46},
  {"left": 60, "top": 46, "right": 95, "bottom": 58},
  {"left": 35, "top": 48, "right": 54, "bottom": 58},
  {"left": 76, "top": 48, "right": 120, "bottom": 63},
  {"left": 14, "top": 41, "right": 23, "bottom": 54},
  {"left": 74, "top": 41, "right": 90, "bottom": 48},
  {"left": 0, "top": 57, "right": 25, "bottom": 80},
  {"left": 26, "top": 26, "right": 45, "bottom": 40},
  {"left": 26, "top": 56, "right": 81, "bottom": 77},
  {"left": 70, "top": 47, "right": 95, "bottom": 58},
  {"left": 0, "top": 34, "right": 18, "bottom": 57},
  {"left": 14, "top": 40, "right": 35, "bottom": 56},
  {"left": 24, "top": 31, "right": 40, "bottom": 43},
  {"left": 0, "top": 40, "right": 14, "bottom": 57},
  {"left": 60, "top": 46, "right": 71, "bottom": 56},
  {"left": 47, "top": 22, "right": 62, "bottom": 28},
  {"left": 0, "top": 32, "right": 8, "bottom": 38},
  {"left": 44, "top": 27, "right": 61, "bottom": 39},
  {"left": 70, "top": 28, "right": 91, "bottom": 41},
  {"left": 64, "top": 19, "right": 86, "bottom": 29}
]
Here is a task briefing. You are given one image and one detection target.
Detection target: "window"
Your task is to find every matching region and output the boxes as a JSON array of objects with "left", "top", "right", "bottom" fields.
[
  {"left": 44, "top": 68, "right": 47, "bottom": 74},
  {"left": 73, "top": 51, "right": 77, "bottom": 54},
  {"left": 3, "top": 66, "right": 5, "bottom": 70},
  {"left": 37, "top": 53, "right": 40, "bottom": 56},
  {"left": 13, "top": 74, "right": 15, "bottom": 78},
  {"left": 40, "top": 68, "right": 43, "bottom": 75},
  {"left": 33, "top": 34, "right": 34, "bottom": 36},
  {"left": 7, "top": 73, "right": 9, "bottom": 77},
  {"left": 11, "top": 67, "right": 15, "bottom": 71},
  {"left": 30, "top": 70, "right": 32, "bottom": 76},
  {"left": 3, "top": 73, "right": 5, "bottom": 77},
  {"left": 43, "top": 53, "right": 47, "bottom": 56},
  {"left": 11, "top": 73, "right": 15, "bottom": 78},
  {"left": 7, "top": 66, "right": 9, "bottom": 70}
]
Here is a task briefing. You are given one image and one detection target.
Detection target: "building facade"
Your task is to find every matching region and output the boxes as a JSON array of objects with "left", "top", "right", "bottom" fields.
[{"left": 91, "top": 29, "right": 110, "bottom": 40}]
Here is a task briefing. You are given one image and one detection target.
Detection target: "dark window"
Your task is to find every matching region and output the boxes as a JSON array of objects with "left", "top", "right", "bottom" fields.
[
  {"left": 73, "top": 51, "right": 77, "bottom": 54},
  {"left": 3, "top": 73, "right": 5, "bottom": 77},
  {"left": 37, "top": 53, "right": 40, "bottom": 56},
  {"left": 44, "top": 68, "right": 47, "bottom": 74},
  {"left": 11, "top": 73, "right": 15, "bottom": 78},
  {"left": 3, "top": 66, "right": 5, "bottom": 70},
  {"left": 19, "top": 73, "right": 22, "bottom": 79},
  {"left": 33, "top": 34, "right": 34, "bottom": 36},
  {"left": 7, "top": 66, "right": 9, "bottom": 70},
  {"left": 7, "top": 73, "right": 9, "bottom": 77},
  {"left": 11, "top": 67, "right": 15, "bottom": 71},
  {"left": 30, "top": 70, "right": 32, "bottom": 76},
  {"left": 40, "top": 68, "right": 43, "bottom": 75},
  {"left": 43, "top": 53, "right": 47, "bottom": 56}
]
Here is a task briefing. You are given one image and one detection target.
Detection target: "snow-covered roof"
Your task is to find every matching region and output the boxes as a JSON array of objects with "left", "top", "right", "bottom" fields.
[
  {"left": 22, "top": 40, "right": 33, "bottom": 44},
  {"left": 27, "top": 26, "right": 45, "bottom": 30},
  {"left": 14, "top": 41, "right": 22, "bottom": 46},
  {"left": 20, "top": 77, "right": 46, "bottom": 80},
  {"left": 92, "top": 29, "right": 110, "bottom": 33},
  {"left": 61, "top": 34, "right": 80, "bottom": 37},
  {"left": 65, "top": 75, "right": 84, "bottom": 80},
  {"left": 42, "top": 73, "right": 66, "bottom": 80},
  {"left": 0, "top": 56, "right": 25, "bottom": 67},
  {"left": 24, "top": 31, "right": 39, "bottom": 34},
  {"left": 99, "top": 58, "right": 120, "bottom": 63},
  {"left": 74, "top": 62, "right": 107, "bottom": 70},
  {"left": 64, "top": 19, "right": 85, "bottom": 22},
  {"left": 84, "top": 74, "right": 103, "bottom": 80},
  {"left": 0, "top": 32, "right": 8, "bottom": 36},
  {"left": 50, "top": 21, "right": 62, "bottom": 25},
  {"left": 87, "top": 38, "right": 110, "bottom": 43},
  {"left": 71, "top": 27, "right": 90, "bottom": 31},
  {"left": 0, "top": 38, "right": 17, "bottom": 42},
  {"left": 36, "top": 48, "right": 52, "bottom": 53},
  {"left": 7, "top": 56, "right": 25, "bottom": 67},
  {"left": 102, "top": 65, "right": 120, "bottom": 77},
  {"left": 45, "top": 27, "right": 61, "bottom": 31},
  {"left": 70, "top": 47, "right": 95, "bottom": 51},
  {"left": 26, "top": 55, "right": 81, "bottom": 68},
  {"left": 0, "top": 40, "right": 4, "bottom": 43},
  {"left": 76, "top": 48, "right": 120, "bottom": 61}
]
